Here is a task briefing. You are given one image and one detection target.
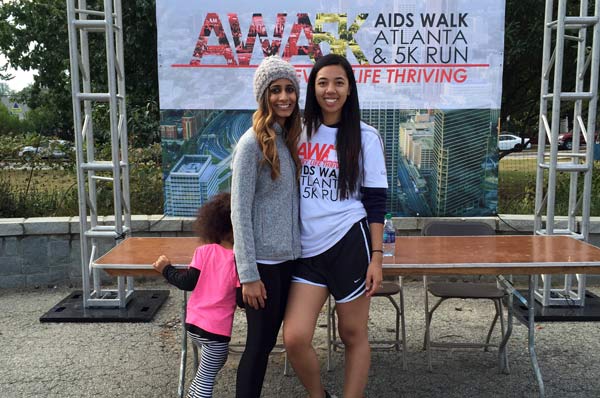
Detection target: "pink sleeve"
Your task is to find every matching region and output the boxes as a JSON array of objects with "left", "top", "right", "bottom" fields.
[{"left": 189, "top": 246, "right": 204, "bottom": 271}]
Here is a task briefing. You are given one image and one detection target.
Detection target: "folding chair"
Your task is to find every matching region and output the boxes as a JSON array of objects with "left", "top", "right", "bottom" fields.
[
  {"left": 421, "top": 220, "right": 508, "bottom": 372},
  {"left": 326, "top": 277, "right": 407, "bottom": 371}
]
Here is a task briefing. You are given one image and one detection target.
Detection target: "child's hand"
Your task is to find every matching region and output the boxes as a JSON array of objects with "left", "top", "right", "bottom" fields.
[{"left": 152, "top": 255, "right": 171, "bottom": 273}]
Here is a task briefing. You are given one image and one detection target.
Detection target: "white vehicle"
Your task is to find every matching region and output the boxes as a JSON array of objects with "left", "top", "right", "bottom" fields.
[
  {"left": 18, "top": 145, "right": 42, "bottom": 158},
  {"left": 18, "top": 140, "right": 73, "bottom": 159},
  {"left": 498, "top": 134, "right": 531, "bottom": 151}
]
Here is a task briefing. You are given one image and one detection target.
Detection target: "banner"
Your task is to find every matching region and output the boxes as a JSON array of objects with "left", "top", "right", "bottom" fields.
[
  {"left": 157, "top": 0, "right": 504, "bottom": 110},
  {"left": 157, "top": 0, "right": 504, "bottom": 218}
]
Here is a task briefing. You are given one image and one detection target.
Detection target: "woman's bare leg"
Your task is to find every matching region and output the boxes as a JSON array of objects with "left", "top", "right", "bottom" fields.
[
  {"left": 336, "top": 294, "right": 371, "bottom": 398},
  {"left": 283, "top": 283, "right": 329, "bottom": 398}
]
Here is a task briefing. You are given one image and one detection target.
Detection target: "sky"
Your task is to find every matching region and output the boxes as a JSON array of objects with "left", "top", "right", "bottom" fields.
[
  {"left": 1, "top": 55, "right": 36, "bottom": 92},
  {"left": 1, "top": 0, "right": 36, "bottom": 92}
]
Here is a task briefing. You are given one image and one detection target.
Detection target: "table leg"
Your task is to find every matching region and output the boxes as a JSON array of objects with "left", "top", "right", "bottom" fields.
[
  {"left": 496, "top": 275, "right": 514, "bottom": 374},
  {"left": 498, "top": 287, "right": 512, "bottom": 374},
  {"left": 528, "top": 275, "right": 545, "bottom": 397}
]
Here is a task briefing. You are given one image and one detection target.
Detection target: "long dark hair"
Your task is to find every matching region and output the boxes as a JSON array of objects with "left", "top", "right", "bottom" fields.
[{"left": 304, "top": 54, "right": 361, "bottom": 200}]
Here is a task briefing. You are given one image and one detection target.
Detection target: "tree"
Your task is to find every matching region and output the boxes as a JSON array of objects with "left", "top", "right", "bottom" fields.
[
  {"left": 0, "top": 103, "right": 25, "bottom": 135},
  {"left": 1, "top": 1, "right": 77, "bottom": 137},
  {"left": 502, "top": 0, "right": 596, "bottom": 137},
  {"left": 0, "top": 82, "right": 11, "bottom": 96},
  {"left": 0, "top": 62, "right": 13, "bottom": 82},
  {"left": 501, "top": 0, "right": 545, "bottom": 135},
  {"left": 0, "top": 0, "right": 159, "bottom": 145},
  {"left": 0, "top": 0, "right": 589, "bottom": 146}
]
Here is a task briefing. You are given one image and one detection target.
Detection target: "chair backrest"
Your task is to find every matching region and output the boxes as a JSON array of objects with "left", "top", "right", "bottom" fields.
[{"left": 422, "top": 221, "right": 495, "bottom": 237}]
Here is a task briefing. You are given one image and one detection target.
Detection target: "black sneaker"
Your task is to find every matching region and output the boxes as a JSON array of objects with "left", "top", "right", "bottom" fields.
[{"left": 324, "top": 391, "right": 338, "bottom": 398}]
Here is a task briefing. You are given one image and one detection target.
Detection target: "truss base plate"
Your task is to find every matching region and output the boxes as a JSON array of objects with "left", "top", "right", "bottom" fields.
[
  {"left": 39, "top": 290, "right": 169, "bottom": 323},
  {"left": 512, "top": 290, "right": 600, "bottom": 324}
]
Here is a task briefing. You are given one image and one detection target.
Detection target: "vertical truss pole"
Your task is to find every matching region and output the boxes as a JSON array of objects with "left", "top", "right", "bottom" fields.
[
  {"left": 78, "top": 0, "right": 103, "bottom": 302},
  {"left": 547, "top": 0, "right": 568, "bottom": 234},
  {"left": 535, "top": 0, "right": 599, "bottom": 306},
  {"left": 66, "top": 0, "right": 132, "bottom": 308},
  {"left": 534, "top": 0, "right": 555, "bottom": 236},
  {"left": 567, "top": 1, "right": 587, "bottom": 235},
  {"left": 583, "top": 0, "right": 600, "bottom": 239},
  {"left": 113, "top": 0, "right": 134, "bottom": 293},
  {"left": 66, "top": 0, "right": 91, "bottom": 306},
  {"left": 103, "top": 0, "right": 123, "bottom": 235}
]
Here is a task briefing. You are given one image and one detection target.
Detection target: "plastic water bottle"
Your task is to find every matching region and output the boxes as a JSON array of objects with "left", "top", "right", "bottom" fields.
[{"left": 383, "top": 213, "right": 396, "bottom": 257}]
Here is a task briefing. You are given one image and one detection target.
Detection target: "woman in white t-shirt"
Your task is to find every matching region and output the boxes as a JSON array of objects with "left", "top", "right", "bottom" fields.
[{"left": 283, "top": 54, "right": 388, "bottom": 398}]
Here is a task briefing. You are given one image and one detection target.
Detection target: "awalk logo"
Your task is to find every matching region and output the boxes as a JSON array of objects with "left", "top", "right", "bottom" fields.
[{"left": 186, "top": 12, "right": 367, "bottom": 66}]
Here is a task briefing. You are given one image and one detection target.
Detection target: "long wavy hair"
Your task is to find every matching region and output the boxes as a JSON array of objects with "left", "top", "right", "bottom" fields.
[
  {"left": 252, "top": 83, "right": 302, "bottom": 180},
  {"left": 304, "top": 54, "right": 362, "bottom": 200}
]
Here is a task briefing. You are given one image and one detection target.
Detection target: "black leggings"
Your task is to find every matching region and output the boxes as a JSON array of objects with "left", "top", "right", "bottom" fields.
[{"left": 235, "top": 261, "right": 294, "bottom": 398}]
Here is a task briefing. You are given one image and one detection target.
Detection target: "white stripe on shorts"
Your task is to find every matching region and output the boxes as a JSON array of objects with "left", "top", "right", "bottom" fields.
[
  {"left": 291, "top": 276, "right": 327, "bottom": 288},
  {"left": 337, "top": 280, "right": 367, "bottom": 303},
  {"left": 358, "top": 220, "right": 371, "bottom": 264},
  {"left": 333, "top": 220, "right": 371, "bottom": 304}
]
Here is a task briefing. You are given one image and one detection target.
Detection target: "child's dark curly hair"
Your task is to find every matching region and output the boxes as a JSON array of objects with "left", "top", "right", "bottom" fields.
[{"left": 194, "top": 192, "right": 233, "bottom": 244}]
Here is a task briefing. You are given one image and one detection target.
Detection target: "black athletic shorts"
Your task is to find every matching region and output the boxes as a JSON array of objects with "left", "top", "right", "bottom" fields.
[{"left": 292, "top": 218, "right": 371, "bottom": 303}]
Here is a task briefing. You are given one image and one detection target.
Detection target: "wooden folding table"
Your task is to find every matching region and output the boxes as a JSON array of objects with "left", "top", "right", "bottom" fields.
[
  {"left": 94, "top": 235, "right": 600, "bottom": 397},
  {"left": 383, "top": 235, "right": 600, "bottom": 398}
]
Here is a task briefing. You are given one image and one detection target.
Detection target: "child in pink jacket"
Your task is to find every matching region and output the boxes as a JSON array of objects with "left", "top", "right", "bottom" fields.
[{"left": 153, "top": 192, "right": 239, "bottom": 398}]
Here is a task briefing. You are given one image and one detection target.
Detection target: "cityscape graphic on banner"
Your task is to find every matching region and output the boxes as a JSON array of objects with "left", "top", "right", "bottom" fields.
[{"left": 160, "top": 108, "right": 499, "bottom": 217}]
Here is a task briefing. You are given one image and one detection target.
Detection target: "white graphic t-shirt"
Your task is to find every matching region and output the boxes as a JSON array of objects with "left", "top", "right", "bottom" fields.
[{"left": 298, "top": 121, "right": 388, "bottom": 258}]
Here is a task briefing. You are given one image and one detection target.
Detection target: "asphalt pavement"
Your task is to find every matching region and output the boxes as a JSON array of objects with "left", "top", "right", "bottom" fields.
[{"left": 2, "top": 280, "right": 600, "bottom": 397}]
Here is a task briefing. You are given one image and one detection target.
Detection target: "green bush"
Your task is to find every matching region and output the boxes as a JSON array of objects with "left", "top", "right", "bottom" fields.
[
  {"left": 0, "top": 143, "right": 163, "bottom": 217},
  {"left": 0, "top": 103, "right": 28, "bottom": 135},
  {"left": 499, "top": 162, "right": 600, "bottom": 216},
  {"left": 0, "top": 175, "right": 77, "bottom": 217},
  {"left": 2, "top": 130, "right": 597, "bottom": 218}
]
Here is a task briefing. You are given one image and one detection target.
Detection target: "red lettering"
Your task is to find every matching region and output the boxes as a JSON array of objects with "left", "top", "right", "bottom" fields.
[
  {"left": 455, "top": 68, "right": 467, "bottom": 83},
  {"left": 282, "top": 13, "right": 323, "bottom": 62},
  {"left": 407, "top": 68, "right": 416, "bottom": 82},
  {"left": 322, "top": 144, "right": 335, "bottom": 160},
  {"left": 300, "top": 143, "right": 336, "bottom": 161},
  {"left": 190, "top": 13, "right": 236, "bottom": 65},
  {"left": 298, "top": 142, "right": 307, "bottom": 159},
  {"left": 423, "top": 68, "right": 435, "bottom": 82},
  {"left": 229, "top": 13, "right": 287, "bottom": 65}
]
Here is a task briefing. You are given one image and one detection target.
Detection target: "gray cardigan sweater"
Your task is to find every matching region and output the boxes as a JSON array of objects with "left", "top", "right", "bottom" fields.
[{"left": 230, "top": 124, "right": 301, "bottom": 283}]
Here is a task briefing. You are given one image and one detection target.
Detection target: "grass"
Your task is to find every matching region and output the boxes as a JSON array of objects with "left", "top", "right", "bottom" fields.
[
  {"left": 1, "top": 151, "right": 596, "bottom": 217},
  {"left": 4, "top": 168, "right": 77, "bottom": 191},
  {"left": 499, "top": 156, "right": 537, "bottom": 172},
  {"left": 498, "top": 156, "right": 537, "bottom": 213},
  {"left": 498, "top": 153, "right": 543, "bottom": 214},
  {"left": 498, "top": 151, "right": 600, "bottom": 215}
]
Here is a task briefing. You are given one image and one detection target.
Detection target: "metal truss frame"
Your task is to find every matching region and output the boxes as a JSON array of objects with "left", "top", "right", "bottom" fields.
[
  {"left": 534, "top": 0, "right": 600, "bottom": 306},
  {"left": 66, "top": 0, "right": 133, "bottom": 308}
]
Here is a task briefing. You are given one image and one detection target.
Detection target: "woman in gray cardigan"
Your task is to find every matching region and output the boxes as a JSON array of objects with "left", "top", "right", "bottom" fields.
[{"left": 230, "top": 56, "right": 302, "bottom": 398}]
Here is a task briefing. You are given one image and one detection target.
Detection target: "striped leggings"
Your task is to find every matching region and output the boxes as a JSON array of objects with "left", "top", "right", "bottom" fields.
[{"left": 187, "top": 331, "right": 229, "bottom": 398}]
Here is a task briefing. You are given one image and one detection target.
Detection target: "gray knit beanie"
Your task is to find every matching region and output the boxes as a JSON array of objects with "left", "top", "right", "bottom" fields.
[{"left": 253, "top": 56, "right": 300, "bottom": 103}]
